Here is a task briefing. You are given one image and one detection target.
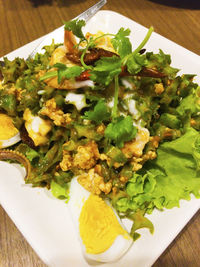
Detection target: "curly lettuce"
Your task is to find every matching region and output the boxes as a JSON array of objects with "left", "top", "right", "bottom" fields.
[{"left": 116, "top": 128, "right": 200, "bottom": 214}]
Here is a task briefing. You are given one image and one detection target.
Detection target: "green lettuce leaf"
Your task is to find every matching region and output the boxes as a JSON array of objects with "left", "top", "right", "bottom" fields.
[
  {"left": 193, "top": 135, "right": 200, "bottom": 171},
  {"left": 116, "top": 128, "right": 200, "bottom": 214},
  {"left": 16, "top": 144, "right": 40, "bottom": 165},
  {"left": 177, "top": 90, "right": 200, "bottom": 117},
  {"left": 144, "top": 128, "right": 200, "bottom": 208},
  {"left": 129, "top": 210, "right": 154, "bottom": 240}
]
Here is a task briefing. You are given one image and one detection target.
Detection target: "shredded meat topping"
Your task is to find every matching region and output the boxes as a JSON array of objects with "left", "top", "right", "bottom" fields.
[
  {"left": 73, "top": 141, "right": 100, "bottom": 170},
  {"left": 96, "top": 123, "right": 106, "bottom": 135},
  {"left": 154, "top": 83, "right": 165, "bottom": 94},
  {"left": 131, "top": 150, "right": 157, "bottom": 171},
  {"left": 60, "top": 152, "right": 73, "bottom": 171},
  {"left": 60, "top": 141, "right": 100, "bottom": 171},
  {"left": 66, "top": 48, "right": 118, "bottom": 65},
  {"left": 78, "top": 168, "right": 112, "bottom": 195},
  {"left": 122, "top": 128, "right": 150, "bottom": 158},
  {"left": 40, "top": 98, "right": 72, "bottom": 126}
]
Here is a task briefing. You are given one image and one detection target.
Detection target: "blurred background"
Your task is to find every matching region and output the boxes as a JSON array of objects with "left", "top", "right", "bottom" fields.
[{"left": 0, "top": 0, "right": 200, "bottom": 58}]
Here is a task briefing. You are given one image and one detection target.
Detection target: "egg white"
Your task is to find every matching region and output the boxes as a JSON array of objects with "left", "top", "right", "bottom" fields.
[
  {"left": 0, "top": 114, "right": 21, "bottom": 148},
  {"left": 0, "top": 132, "right": 21, "bottom": 148},
  {"left": 23, "top": 108, "right": 51, "bottom": 146},
  {"left": 68, "top": 177, "right": 133, "bottom": 263},
  {"left": 65, "top": 93, "right": 87, "bottom": 111}
]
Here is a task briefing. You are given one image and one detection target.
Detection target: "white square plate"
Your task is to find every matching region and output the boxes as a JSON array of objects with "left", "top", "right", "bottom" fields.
[{"left": 0, "top": 10, "right": 200, "bottom": 267}]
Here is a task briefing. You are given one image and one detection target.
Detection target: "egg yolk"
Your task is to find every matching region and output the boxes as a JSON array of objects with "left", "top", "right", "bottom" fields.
[
  {"left": 0, "top": 114, "right": 19, "bottom": 140},
  {"left": 79, "top": 194, "right": 128, "bottom": 254},
  {"left": 85, "top": 31, "right": 115, "bottom": 53}
]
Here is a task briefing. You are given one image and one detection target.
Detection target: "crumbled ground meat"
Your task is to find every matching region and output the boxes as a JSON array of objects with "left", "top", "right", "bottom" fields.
[
  {"left": 154, "top": 83, "right": 164, "bottom": 94},
  {"left": 149, "top": 136, "right": 160, "bottom": 148},
  {"left": 190, "top": 118, "right": 196, "bottom": 127},
  {"left": 40, "top": 98, "right": 72, "bottom": 126},
  {"left": 78, "top": 168, "right": 112, "bottom": 195},
  {"left": 60, "top": 141, "right": 100, "bottom": 171},
  {"left": 119, "top": 176, "right": 128, "bottom": 183},
  {"left": 122, "top": 131, "right": 158, "bottom": 172},
  {"left": 122, "top": 128, "right": 150, "bottom": 158},
  {"left": 96, "top": 123, "right": 106, "bottom": 135},
  {"left": 73, "top": 141, "right": 100, "bottom": 170},
  {"left": 1, "top": 84, "right": 23, "bottom": 101},
  {"left": 60, "top": 152, "right": 73, "bottom": 171},
  {"left": 131, "top": 150, "right": 157, "bottom": 171},
  {"left": 99, "top": 153, "right": 124, "bottom": 169}
]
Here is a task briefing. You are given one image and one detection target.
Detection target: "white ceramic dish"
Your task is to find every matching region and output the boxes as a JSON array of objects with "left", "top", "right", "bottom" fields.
[{"left": 0, "top": 10, "right": 200, "bottom": 267}]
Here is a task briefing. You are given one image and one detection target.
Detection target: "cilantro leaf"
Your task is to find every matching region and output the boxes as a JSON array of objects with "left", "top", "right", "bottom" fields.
[
  {"left": 111, "top": 28, "right": 132, "bottom": 58},
  {"left": 90, "top": 56, "right": 122, "bottom": 86},
  {"left": 39, "top": 71, "right": 57, "bottom": 81},
  {"left": 64, "top": 19, "right": 86, "bottom": 40},
  {"left": 54, "top": 63, "right": 82, "bottom": 83},
  {"left": 127, "top": 53, "right": 147, "bottom": 74},
  {"left": 93, "top": 56, "right": 121, "bottom": 72},
  {"left": 122, "top": 26, "right": 154, "bottom": 74},
  {"left": 82, "top": 99, "right": 111, "bottom": 123},
  {"left": 105, "top": 115, "right": 137, "bottom": 148}
]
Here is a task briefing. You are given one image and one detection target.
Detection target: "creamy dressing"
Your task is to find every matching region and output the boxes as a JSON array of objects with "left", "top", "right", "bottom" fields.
[
  {"left": 107, "top": 97, "right": 114, "bottom": 109},
  {"left": 73, "top": 80, "right": 94, "bottom": 89},
  {"left": 121, "top": 78, "right": 134, "bottom": 90},
  {"left": 123, "top": 93, "right": 140, "bottom": 119},
  {"left": 65, "top": 92, "right": 87, "bottom": 111},
  {"left": 31, "top": 117, "right": 43, "bottom": 133}
]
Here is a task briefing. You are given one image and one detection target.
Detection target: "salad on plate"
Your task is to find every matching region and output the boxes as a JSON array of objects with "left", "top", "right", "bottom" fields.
[{"left": 0, "top": 18, "right": 200, "bottom": 263}]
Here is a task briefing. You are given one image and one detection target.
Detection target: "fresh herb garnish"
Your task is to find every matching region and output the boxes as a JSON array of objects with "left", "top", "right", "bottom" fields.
[
  {"left": 82, "top": 99, "right": 111, "bottom": 123},
  {"left": 105, "top": 115, "right": 137, "bottom": 148},
  {"left": 90, "top": 56, "right": 122, "bottom": 86},
  {"left": 111, "top": 27, "right": 132, "bottom": 58},
  {"left": 39, "top": 71, "right": 57, "bottom": 81},
  {"left": 64, "top": 19, "right": 86, "bottom": 41},
  {"left": 123, "top": 26, "right": 154, "bottom": 74},
  {"left": 54, "top": 63, "right": 83, "bottom": 83}
]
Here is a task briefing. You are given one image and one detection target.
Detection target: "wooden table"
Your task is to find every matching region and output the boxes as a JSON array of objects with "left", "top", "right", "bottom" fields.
[{"left": 0, "top": 0, "right": 200, "bottom": 266}]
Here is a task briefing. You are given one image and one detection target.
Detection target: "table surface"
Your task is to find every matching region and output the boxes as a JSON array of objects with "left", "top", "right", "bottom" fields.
[{"left": 0, "top": 0, "right": 200, "bottom": 266}]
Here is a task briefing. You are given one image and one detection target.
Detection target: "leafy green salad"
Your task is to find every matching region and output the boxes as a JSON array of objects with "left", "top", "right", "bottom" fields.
[{"left": 0, "top": 19, "right": 200, "bottom": 239}]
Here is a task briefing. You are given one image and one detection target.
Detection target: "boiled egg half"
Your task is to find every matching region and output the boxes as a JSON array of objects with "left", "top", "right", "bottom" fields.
[
  {"left": 0, "top": 113, "right": 21, "bottom": 148},
  {"left": 68, "top": 177, "right": 133, "bottom": 263}
]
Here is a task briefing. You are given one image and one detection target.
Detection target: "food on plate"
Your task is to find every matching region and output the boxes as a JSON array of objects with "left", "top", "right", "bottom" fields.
[
  {"left": 68, "top": 177, "right": 133, "bottom": 262},
  {"left": 0, "top": 113, "right": 21, "bottom": 148},
  {"left": 0, "top": 18, "right": 200, "bottom": 262}
]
